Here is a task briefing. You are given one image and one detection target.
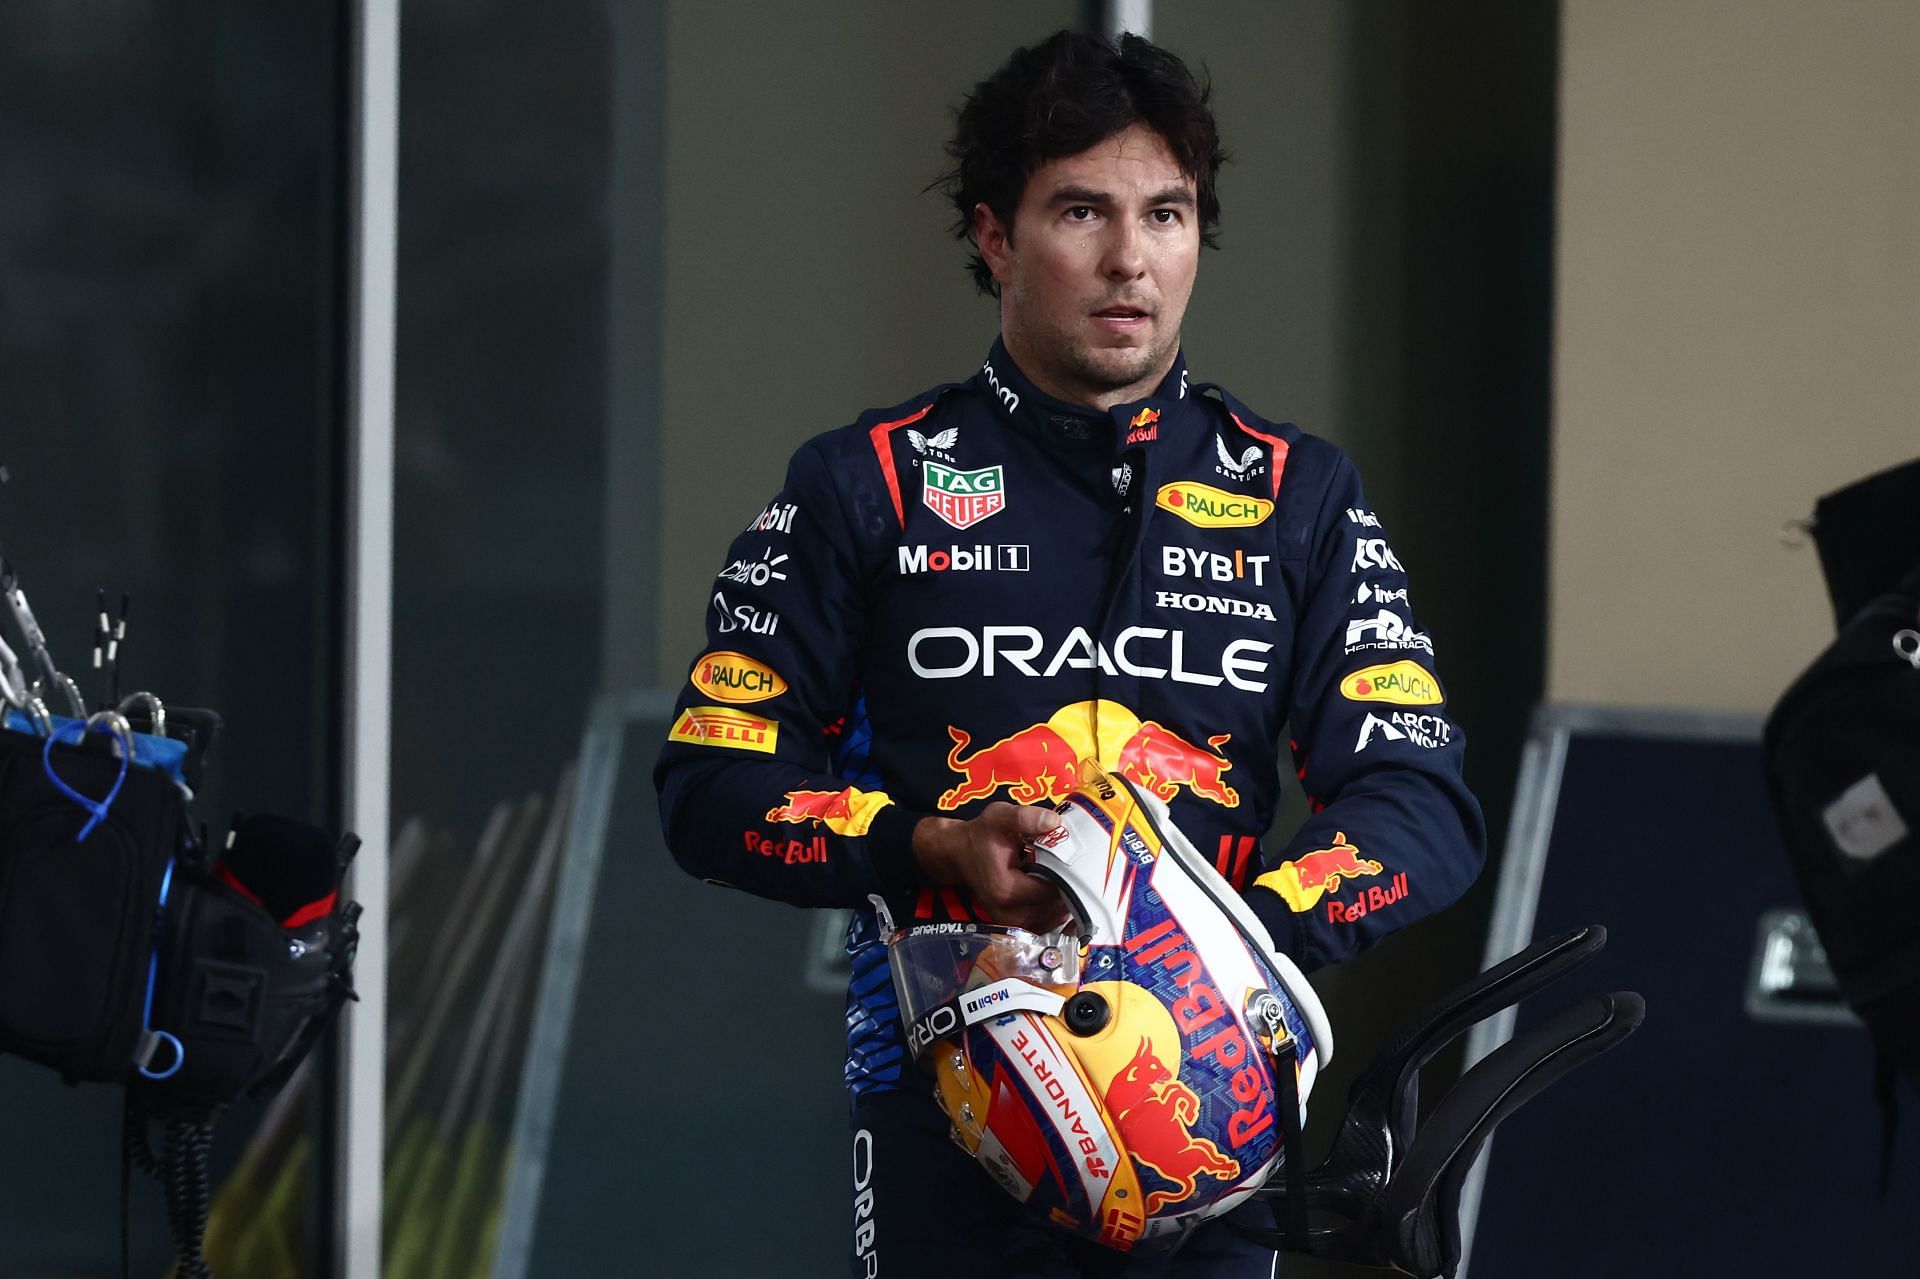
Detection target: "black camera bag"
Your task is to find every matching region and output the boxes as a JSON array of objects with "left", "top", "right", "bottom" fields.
[
  {"left": 138, "top": 866, "right": 358, "bottom": 1116},
  {"left": 1764, "top": 567, "right": 1920, "bottom": 1083},
  {"left": 0, "top": 722, "right": 185, "bottom": 1083}
]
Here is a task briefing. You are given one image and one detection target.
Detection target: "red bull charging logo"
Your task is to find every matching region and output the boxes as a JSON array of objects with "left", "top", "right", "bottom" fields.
[
  {"left": 1103, "top": 1037, "right": 1240, "bottom": 1213},
  {"left": 937, "top": 700, "right": 1239, "bottom": 811},
  {"left": 1253, "top": 831, "right": 1385, "bottom": 912},
  {"left": 764, "top": 786, "right": 895, "bottom": 837}
]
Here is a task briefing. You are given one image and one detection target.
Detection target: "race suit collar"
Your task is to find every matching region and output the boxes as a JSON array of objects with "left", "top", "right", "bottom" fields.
[{"left": 976, "top": 337, "right": 1191, "bottom": 453}]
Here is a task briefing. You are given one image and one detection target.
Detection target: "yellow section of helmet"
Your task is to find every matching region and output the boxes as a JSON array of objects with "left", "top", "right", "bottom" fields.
[{"left": 933, "top": 1033, "right": 994, "bottom": 1154}]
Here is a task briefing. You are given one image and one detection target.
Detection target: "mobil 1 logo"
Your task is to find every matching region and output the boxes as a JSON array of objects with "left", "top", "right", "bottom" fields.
[{"left": 898, "top": 543, "right": 1031, "bottom": 575}]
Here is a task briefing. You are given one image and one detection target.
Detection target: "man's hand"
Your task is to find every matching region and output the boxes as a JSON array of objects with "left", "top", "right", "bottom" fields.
[{"left": 912, "top": 803, "right": 1070, "bottom": 932}]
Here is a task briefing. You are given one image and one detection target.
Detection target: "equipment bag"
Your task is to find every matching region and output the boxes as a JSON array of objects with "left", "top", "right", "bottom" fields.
[
  {"left": 1764, "top": 565, "right": 1920, "bottom": 1085},
  {"left": 0, "top": 719, "right": 186, "bottom": 1083},
  {"left": 137, "top": 838, "right": 359, "bottom": 1117}
]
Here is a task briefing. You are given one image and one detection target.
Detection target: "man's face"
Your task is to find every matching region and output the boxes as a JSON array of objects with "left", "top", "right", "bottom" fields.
[{"left": 976, "top": 123, "right": 1201, "bottom": 410}]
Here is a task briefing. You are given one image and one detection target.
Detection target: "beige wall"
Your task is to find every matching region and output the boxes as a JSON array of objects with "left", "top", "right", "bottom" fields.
[
  {"left": 653, "top": 4, "right": 1075, "bottom": 684},
  {"left": 651, "top": 5, "right": 1357, "bottom": 685},
  {"left": 1551, "top": 0, "right": 1920, "bottom": 711}
]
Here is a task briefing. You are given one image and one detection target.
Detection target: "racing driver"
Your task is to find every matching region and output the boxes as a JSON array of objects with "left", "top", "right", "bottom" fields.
[{"left": 655, "top": 29, "right": 1486, "bottom": 1278}]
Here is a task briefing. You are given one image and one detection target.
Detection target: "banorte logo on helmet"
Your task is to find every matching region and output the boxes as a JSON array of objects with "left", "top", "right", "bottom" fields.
[{"left": 938, "top": 700, "right": 1239, "bottom": 811}]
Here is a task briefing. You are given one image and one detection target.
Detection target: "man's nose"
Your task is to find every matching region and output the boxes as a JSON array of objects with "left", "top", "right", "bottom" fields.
[{"left": 1102, "top": 221, "right": 1146, "bottom": 280}]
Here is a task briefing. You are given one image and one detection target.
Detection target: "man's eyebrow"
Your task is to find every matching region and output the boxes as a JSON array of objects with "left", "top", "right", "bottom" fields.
[
  {"left": 1047, "top": 184, "right": 1114, "bottom": 206},
  {"left": 1045, "top": 184, "right": 1197, "bottom": 207}
]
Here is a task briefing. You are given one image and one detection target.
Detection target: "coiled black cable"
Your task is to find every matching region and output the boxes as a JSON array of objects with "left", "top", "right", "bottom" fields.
[{"left": 161, "top": 1117, "right": 215, "bottom": 1279}]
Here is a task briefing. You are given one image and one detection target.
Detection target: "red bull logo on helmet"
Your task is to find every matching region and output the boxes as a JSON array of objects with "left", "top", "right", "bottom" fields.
[
  {"left": 937, "top": 700, "right": 1241, "bottom": 811},
  {"left": 1123, "top": 917, "right": 1274, "bottom": 1151},
  {"left": 1103, "top": 1036, "right": 1240, "bottom": 1213}
]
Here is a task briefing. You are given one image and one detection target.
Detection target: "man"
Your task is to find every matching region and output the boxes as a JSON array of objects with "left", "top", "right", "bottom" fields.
[{"left": 655, "top": 30, "right": 1484, "bottom": 1277}]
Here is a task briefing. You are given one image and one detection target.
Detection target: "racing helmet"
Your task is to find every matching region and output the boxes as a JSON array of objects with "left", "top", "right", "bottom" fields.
[{"left": 877, "top": 767, "right": 1332, "bottom": 1253}]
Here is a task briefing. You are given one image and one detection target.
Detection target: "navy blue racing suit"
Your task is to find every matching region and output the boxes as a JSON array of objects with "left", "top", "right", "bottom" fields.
[{"left": 653, "top": 340, "right": 1486, "bottom": 1275}]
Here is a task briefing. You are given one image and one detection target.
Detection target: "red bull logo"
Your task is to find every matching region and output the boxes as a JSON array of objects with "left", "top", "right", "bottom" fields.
[
  {"left": 1125, "top": 407, "right": 1161, "bottom": 445},
  {"left": 1124, "top": 918, "right": 1272, "bottom": 1149},
  {"left": 1252, "top": 832, "right": 1385, "bottom": 912},
  {"left": 764, "top": 786, "right": 895, "bottom": 837},
  {"left": 1325, "top": 871, "right": 1410, "bottom": 924},
  {"left": 1103, "top": 1037, "right": 1240, "bottom": 1213},
  {"left": 742, "top": 830, "right": 827, "bottom": 864},
  {"left": 937, "top": 700, "right": 1240, "bottom": 811}
]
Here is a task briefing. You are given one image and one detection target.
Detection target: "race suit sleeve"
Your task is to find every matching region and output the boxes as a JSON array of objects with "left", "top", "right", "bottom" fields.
[
  {"left": 652, "top": 439, "right": 930, "bottom": 908},
  {"left": 1246, "top": 455, "right": 1487, "bottom": 970}
]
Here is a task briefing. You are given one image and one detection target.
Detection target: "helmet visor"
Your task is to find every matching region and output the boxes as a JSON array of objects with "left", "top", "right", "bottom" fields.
[{"left": 885, "top": 923, "right": 1081, "bottom": 1029}]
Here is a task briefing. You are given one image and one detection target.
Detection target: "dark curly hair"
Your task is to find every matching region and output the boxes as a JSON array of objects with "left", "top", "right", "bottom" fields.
[{"left": 940, "top": 30, "right": 1227, "bottom": 297}]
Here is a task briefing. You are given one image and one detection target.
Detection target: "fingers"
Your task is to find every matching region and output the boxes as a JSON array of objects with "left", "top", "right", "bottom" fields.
[
  {"left": 980, "top": 801, "right": 1061, "bottom": 840},
  {"left": 972, "top": 843, "right": 1070, "bottom": 931}
]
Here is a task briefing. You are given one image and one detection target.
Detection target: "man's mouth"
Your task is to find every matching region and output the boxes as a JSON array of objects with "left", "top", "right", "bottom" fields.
[{"left": 1091, "top": 305, "right": 1152, "bottom": 335}]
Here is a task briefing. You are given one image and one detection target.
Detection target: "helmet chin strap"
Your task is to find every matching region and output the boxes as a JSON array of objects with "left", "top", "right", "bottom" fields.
[{"left": 1225, "top": 926, "right": 1645, "bottom": 1279}]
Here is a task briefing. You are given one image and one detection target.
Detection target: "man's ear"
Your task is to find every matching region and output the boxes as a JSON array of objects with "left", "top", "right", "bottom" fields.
[{"left": 972, "top": 202, "right": 1013, "bottom": 286}]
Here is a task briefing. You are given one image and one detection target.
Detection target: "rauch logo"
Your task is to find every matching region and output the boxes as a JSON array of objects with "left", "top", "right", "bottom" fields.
[{"left": 1154, "top": 482, "right": 1272, "bottom": 529}]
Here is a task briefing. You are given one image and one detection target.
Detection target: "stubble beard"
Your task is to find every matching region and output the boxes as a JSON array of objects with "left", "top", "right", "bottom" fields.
[{"left": 1022, "top": 315, "right": 1179, "bottom": 407}]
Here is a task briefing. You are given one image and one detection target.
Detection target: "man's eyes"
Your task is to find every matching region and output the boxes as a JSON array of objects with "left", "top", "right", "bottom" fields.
[{"left": 1062, "top": 207, "right": 1183, "bottom": 223}]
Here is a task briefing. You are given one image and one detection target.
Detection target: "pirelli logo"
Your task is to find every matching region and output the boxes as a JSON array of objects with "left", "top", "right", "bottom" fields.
[{"left": 669, "top": 706, "right": 779, "bottom": 754}]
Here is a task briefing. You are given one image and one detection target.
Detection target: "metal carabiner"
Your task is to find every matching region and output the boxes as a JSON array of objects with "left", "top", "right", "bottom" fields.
[
  {"left": 1895, "top": 628, "right": 1920, "bottom": 671},
  {"left": 0, "top": 632, "right": 52, "bottom": 735},
  {"left": 31, "top": 672, "right": 88, "bottom": 720},
  {"left": 118, "top": 690, "right": 166, "bottom": 740}
]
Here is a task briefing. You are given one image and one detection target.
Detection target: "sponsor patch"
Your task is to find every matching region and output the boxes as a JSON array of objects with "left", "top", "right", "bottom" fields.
[
  {"left": 743, "top": 829, "right": 827, "bottom": 864},
  {"left": 1345, "top": 508, "right": 1381, "bottom": 527},
  {"left": 1355, "top": 710, "right": 1452, "bottom": 752},
  {"left": 909, "top": 626, "right": 1272, "bottom": 694},
  {"left": 1341, "top": 661, "right": 1443, "bottom": 705},
  {"left": 923, "top": 462, "right": 1006, "bottom": 530},
  {"left": 1355, "top": 581, "right": 1407, "bottom": 606},
  {"left": 1154, "top": 482, "right": 1273, "bottom": 529},
  {"left": 1213, "top": 437, "right": 1263, "bottom": 478},
  {"left": 1160, "top": 546, "right": 1272, "bottom": 586},
  {"left": 1253, "top": 832, "right": 1383, "bottom": 911},
  {"left": 746, "top": 502, "right": 797, "bottom": 535},
  {"left": 711, "top": 590, "right": 779, "bottom": 636},
  {"left": 1344, "top": 610, "right": 1433, "bottom": 655},
  {"left": 689, "top": 651, "right": 787, "bottom": 704},
  {"left": 765, "top": 786, "right": 895, "bottom": 837},
  {"left": 720, "top": 546, "right": 789, "bottom": 587},
  {"left": 982, "top": 360, "right": 1019, "bottom": 413},
  {"left": 898, "top": 543, "right": 1030, "bottom": 574},
  {"left": 908, "top": 426, "right": 960, "bottom": 462},
  {"left": 1351, "top": 539, "right": 1403, "bottom": 572},
  {"left": 669, "top": 706, "right": 779, "bottom": 753},
  {"left": 1153, "top": 590, "right": 1278, "bottom": 622},
  {"left": 1125, "top": 407, "right": 1161, "bottom": 445}
]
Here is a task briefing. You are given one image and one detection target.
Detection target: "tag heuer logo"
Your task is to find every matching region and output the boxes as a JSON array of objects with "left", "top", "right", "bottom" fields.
[{"left": 922, "top": 462, "right": 1006, "bottom": 530}]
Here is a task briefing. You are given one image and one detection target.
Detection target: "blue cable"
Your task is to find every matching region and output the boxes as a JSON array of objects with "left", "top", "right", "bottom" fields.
[
  {"left": 40, "top": 715, "right": 131, "bottom": 843},
  {"left": 136, "top": 856, "right": 184, "bottom": 1081}
]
